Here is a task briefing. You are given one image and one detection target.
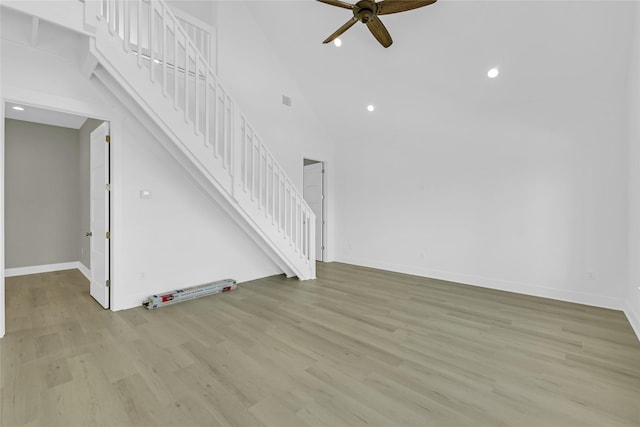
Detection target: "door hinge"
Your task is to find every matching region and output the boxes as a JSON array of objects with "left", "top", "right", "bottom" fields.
[
  {"left": 106, "top": 231, "right": 110, "bottom": 239},
  {"left": 106, "top": 183, "right": 111, "bottom": 191},
  {"left": 106, "top": 279, "right": 110, "bottom": 288},
  {"left": 105, "top": 135, "right": 111, "bottom": 143}
]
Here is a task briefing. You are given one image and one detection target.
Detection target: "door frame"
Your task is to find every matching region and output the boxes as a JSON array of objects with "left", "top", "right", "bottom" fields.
[
  {"left": 303, "top": 158, "right": 327, "bottom": 262},
  {"left": 1, "top": 95, "right": 121, "bottom": 338}
]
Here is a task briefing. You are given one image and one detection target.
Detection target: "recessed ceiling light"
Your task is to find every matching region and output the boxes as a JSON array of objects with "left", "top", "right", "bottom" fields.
[
  {"left": 12, "top": 106, "right": 25, "bottom": 111},
  {"left": 334, "top": 38, "right": 342, "bottom": 47},
  {"left": 367, "top": 104, "right": 375, "bottom": 112},
  {"left": 488, "top": 68, "right": 499, "bottom": 79}
]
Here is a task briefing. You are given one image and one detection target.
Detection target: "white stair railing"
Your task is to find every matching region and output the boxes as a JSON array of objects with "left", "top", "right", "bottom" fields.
[
  {"left": 173, "top": 9, "right": 215, "bottom": 72},
  {"left": 94, "top": 0, "right": 315, "bottom": 279}
]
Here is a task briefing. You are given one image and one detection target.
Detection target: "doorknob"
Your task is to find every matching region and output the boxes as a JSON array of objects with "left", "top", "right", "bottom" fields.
[{"left": 85, "top": 232, "right": 92, "bottom": 237}]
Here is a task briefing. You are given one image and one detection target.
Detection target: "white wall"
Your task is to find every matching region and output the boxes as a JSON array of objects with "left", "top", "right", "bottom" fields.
[
  {"left": 627, "top": 2, "right": 640, "bottom": 340},
  {"left": 1, "top": 21, "right": 282, "bottom": 313},
  {"left": 114, "top": 112, "right": 282, "bottom": 309},
  {"left": 176, "top": 1, "right": 633, "bottom": 314},
  {"left": 334, "top": 87, "right": 629, "bottom": 310},
  {"left": 215, "top": 1, "right": 335, "bottom": 259}
]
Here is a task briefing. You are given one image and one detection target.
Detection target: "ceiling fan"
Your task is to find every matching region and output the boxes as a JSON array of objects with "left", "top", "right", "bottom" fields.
[{"left": 317, "top": 0, "right": 437, "bottom": 48}]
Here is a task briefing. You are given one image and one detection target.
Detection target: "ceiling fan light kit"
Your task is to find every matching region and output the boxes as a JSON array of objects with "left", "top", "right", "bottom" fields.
[{"left": 317, "top": 0, "right": 437, "bottom": 48}]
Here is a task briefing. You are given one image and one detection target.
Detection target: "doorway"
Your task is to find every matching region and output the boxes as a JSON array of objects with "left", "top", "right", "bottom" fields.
[
  {"left": 3, "top": 103, "right": 111, "bottom": 310},
  {"left": 303, "top": 159, "right": 325, "bottom": 262}
]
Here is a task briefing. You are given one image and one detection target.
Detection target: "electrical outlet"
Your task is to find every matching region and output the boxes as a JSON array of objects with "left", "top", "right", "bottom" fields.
[
  {"left": 139, "top": 272, "right": 145, "bottom": 280},
  {"left": 587, "top": 272, "right": 593, "bottom": 280}
]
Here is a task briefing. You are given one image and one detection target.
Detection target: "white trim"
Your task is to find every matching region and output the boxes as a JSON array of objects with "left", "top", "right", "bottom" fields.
[
  {"left": 625, "top": 306, "right": 640, "bottom": 342},
  {"left": 303, "top": 158, "right": 327, "bottom": 263},
  {"left": 338, "top": 256, "right": 625, "bottom": 311},
  {"left": 5, "top": 262, "right": 86, "bottom": 278},
  {"left": 0, "top": 28, "right": 5, "bottom": 338},
  {"left": 77, "top": 262, "right": 91, "bottom": 282}
]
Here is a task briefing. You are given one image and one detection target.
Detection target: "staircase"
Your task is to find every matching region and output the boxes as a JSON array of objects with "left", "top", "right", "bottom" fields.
[{"left": 84, "top": 0, "right": 316, "bottom": 279}]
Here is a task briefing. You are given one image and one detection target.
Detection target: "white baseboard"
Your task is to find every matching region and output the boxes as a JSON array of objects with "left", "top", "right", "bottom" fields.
[
  {"left": 624, "top": 306, "right": 640, "bottom": 343},
  {"left": 112, "top": 294, "right": 147, "bottom": 312},
  {"left": 5, "top": 261, "right": 90, "bottom": 279},
  {"left": 337, "top": 256, "right": 625, "bottom": 311},
  {"left": 77, "top": 262, "right": 91, "bottom": 281}
]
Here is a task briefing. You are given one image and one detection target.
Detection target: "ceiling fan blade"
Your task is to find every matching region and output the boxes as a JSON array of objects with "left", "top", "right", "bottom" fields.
[
  {"left": 366, "top": 16, "right": 393, "bottom": 48},
  {"left": 316, "top": 0, "right": 355, "bottom": 10},
  {"left": 376, "top": 0, "right": 437, "bottom": 15},
  {"left": 323, "top": 17, "right": 358, "bottom": 44}
]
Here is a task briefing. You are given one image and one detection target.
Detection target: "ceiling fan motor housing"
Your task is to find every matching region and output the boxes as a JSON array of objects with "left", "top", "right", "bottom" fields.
[
  {"left": 354, "top": 0, "right": 377, "bottom": 23},
  {"left": 318, "top": 0, "right": 437, "bottom": 48}
]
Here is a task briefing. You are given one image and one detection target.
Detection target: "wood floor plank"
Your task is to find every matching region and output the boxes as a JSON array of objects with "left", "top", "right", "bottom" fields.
[{"left": 2, "top": 263, "right": 640, "bottom": 426}]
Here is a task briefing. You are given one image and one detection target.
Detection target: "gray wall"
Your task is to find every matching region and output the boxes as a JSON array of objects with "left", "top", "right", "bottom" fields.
[
  {"left": 5, "top": 119, "right": 81, "bottom": 268},
  {"left": 78, "top": 118, "right": 103, "bottom": 269}
]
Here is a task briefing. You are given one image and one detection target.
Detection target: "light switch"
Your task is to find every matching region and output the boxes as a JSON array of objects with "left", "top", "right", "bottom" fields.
[{"left": 140, "top": 190, "right": 152, "bottom": 199}]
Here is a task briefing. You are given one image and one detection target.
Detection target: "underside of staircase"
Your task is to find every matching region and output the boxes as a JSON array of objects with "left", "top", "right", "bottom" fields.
[{"left": 83, "top": 0, "right": 316, "bottom": 280}]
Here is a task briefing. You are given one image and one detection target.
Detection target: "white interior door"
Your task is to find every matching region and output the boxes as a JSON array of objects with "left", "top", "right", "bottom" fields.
[
  {"left": 89, "top": 122, "right": 110, "bottom": 308},
  {"left": 303, "top": 161, "right": 324, "bottom": 261}
]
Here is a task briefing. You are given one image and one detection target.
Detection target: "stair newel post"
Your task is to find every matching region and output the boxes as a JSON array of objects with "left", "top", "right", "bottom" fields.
[
  {"left": 309, "top": 210, "right": 316, "bottom": 266},
  {"left": 270, "top": 155, "right": 276, "bottom": 225},
  {"left": 297, "top": 196, "right": 302, "bottom": 254}
]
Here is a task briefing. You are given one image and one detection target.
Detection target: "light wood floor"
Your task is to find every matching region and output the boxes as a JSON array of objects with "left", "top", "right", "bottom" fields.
[{"left": 1, "top": 263, "right": 640, "bottom": 427}]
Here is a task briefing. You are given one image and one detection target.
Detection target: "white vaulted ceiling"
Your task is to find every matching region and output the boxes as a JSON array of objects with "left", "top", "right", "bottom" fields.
[{"left": 239, "top": 0, "right": 635, "bottom": 141}]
